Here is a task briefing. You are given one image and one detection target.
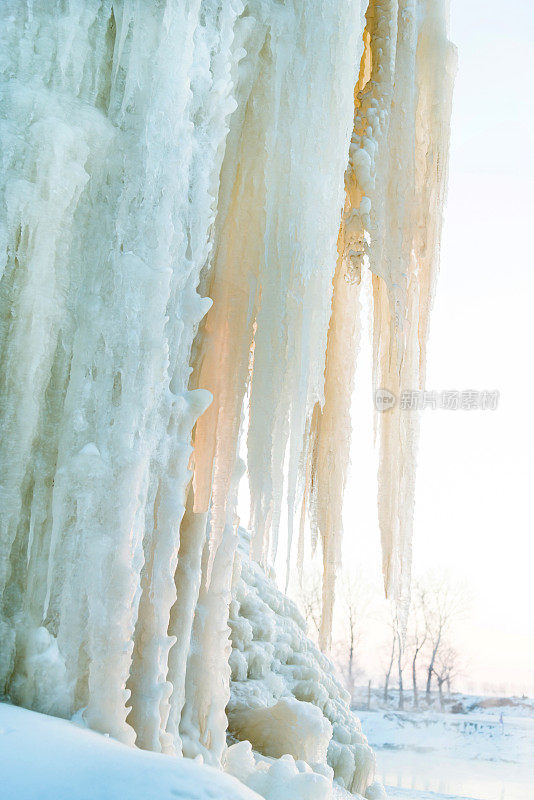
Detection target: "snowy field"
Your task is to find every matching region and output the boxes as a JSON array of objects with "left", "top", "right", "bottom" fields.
[{"left": 358, "top": 695, "right": 534, "bottom": 800}]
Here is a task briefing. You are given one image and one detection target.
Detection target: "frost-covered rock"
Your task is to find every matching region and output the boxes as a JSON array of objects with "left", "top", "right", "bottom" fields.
[{"left": 228, "top": 529, "right": 375, "bottom": 795}]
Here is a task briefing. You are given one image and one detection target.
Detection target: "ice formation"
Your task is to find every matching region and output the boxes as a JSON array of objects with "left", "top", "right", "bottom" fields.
[
  {"left": 0, "top": 0, "right": 453, "bottom": 797},
  {"left": 227, "top": 529, "right": 375, "bottom": 796}
]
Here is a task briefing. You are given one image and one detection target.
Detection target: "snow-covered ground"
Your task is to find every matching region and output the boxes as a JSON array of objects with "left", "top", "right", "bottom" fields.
[
  {"left": 0, "top": 702, "right": 262, "bottom": 800},
  {"left": 0, "top": 702, "right": 374, "bottom": 800},
  {"left": 357, "top": 694, "right": 534, "bottom": 800},
  {"left": 4, "top": 693, "right": 532, "bottom": 800}
]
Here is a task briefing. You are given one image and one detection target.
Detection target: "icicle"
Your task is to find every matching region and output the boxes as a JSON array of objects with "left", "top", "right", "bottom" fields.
[
  {"left": 165, "top": 497, "right": 208, "bottom": 756},
  {"left": 180, "top": 458, "right": 244, "bottom": 766},
  {"left": 189, "top": 4, "right": 269, "bottom": 583},
  {"left": 300, "top": 0, "right": 455, "bottom": 645},
  {"left": 372, "top": 1, "right": 455, "bottom": 620},
  {"left": 356, "top": 0, "right": 455, "bottom": 618},
  {"left": 126, "top": 388, "right": 211, "bottom": 753},
  {"left": 246, "top": 0, "right": 364, "bottom": 570},
  {"left": 307, "top": 25, "right": 372, "bottom": 651}
]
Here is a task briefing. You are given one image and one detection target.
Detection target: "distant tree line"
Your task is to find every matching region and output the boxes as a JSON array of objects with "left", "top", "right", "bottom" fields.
[
  {"left": 296, "top": 567, "right": 469, "bottom": 710},
  {"left": 384, "top": 573, "right": 467, "bottom": 710}
]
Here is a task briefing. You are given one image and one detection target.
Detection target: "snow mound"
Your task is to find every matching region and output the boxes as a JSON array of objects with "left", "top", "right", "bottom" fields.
[
  {"left": 225, "top": 740, "right": 335, "bottom": 800},
  {"left": 365, "top": 783, "right": 388, "bottom": 800},
  {"left": 227, "top": 529, "right": 375, "bottom": 795},
  {"left": 0, "top": 702, "right": 261, "bottom": 800}
]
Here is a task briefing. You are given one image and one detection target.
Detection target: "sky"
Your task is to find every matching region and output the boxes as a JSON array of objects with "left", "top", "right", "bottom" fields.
[
  {"left": 414, "top": 0, "right": 534, "bottom": 695},
  {"left": 341, "top": 0, "right": 534, "bottom": 695}
]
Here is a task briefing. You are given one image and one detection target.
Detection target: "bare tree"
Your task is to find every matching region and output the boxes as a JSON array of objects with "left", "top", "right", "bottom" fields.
[
  {"left": 419, "top": 573, "right": 466, "bottom": 703},
  {"left": 340, "top": 572, "right": 371, "bottom": 697},
  {"left": 396, "top": 626, "right": 405, "bottom": 710},
  {"left": 433, "top": 645, "right": 458, "bottom": 710},
  {"left": 383, "top": 622, "right": 396, "bottom": 704},
  {"left": 296, "top": 568, "right": 322, "bottom": 640},
  {"left": 331, "top": 571, "right": 372, "bottom": 697},
  {"left": 380, "top": 601, "right": 408, "bottom": 708},
  {"left": 409, "top": 582, "right": 428, "bottom": 709},
  {"left": 389, "top": 606, "right": 407, "bottom": 710}
]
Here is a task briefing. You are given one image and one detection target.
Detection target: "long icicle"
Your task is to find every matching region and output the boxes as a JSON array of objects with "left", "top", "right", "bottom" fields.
[{"left": 309, "top": 29, "right": 372, "bottom": 651}]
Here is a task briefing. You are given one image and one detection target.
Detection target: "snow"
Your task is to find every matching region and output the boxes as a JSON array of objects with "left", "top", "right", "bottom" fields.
[
  {"left": 386, "top": 791, "right": 476, "bottom": 800},
  {"left": 360, "top": 704, "right": 534, "bottom": 764},
  {"left": 225, "top": 740, "right": 335, "bottom": 800},
  {"left": 0, "top": 701, "right": 379, "bottom": 800},
  {"left": 0, "top": 702, "right": 262, "bottom": 800},
  {"left": 357, "top": 697, "right": 534, "bottom": 800}
]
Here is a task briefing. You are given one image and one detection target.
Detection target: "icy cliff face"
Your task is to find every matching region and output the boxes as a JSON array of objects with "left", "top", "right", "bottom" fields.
[{"left": 0, "top": 0, "right": 453, "bottom": 790}]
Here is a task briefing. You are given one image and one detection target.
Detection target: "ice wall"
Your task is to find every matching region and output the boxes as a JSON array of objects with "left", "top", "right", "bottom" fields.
[
  {"left": 0, "top": 0, "right": 243, "bottom": 748},
  {"left": 0, "top": 0, "right": 453, "bottom": 788}
]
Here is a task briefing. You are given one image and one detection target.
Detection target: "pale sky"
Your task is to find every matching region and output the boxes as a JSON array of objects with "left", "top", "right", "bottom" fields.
[
  {"left": 342, "top": 0, "right": 534, "bottom": 694},
  {"left": 415, "top": 0, "right": 534, "bottom": 694}
]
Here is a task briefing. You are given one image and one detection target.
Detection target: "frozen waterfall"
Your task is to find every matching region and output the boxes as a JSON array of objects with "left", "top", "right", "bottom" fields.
[{"left": 0, "top": 0, "right": 454, "bottom": 794}]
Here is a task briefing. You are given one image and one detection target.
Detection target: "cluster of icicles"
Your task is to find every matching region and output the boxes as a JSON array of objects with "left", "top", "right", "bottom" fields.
[{"left": 0, "top": 0, "right": 454, "bottom": 768}]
